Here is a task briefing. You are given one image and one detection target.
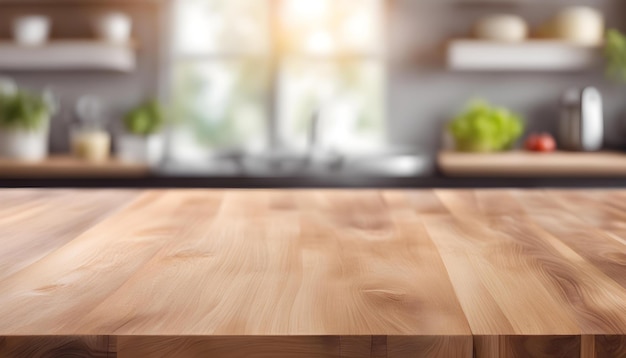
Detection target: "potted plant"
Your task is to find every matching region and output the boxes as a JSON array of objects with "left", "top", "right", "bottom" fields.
[
  {"left": 117, "top": 99, "right": 166, "bottom": 166},
  {"left": 0, "top": 89, "right": 53, "bottom": 161}
]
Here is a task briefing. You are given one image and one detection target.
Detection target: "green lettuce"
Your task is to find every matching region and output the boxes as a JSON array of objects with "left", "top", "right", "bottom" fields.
[{"left": 448, "top": 100, "right": 524, "bottom": 152}]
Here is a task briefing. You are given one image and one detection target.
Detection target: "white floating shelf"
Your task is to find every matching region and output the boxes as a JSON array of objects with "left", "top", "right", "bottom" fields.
[
  {"left": 447, "top": 40, "right": 602, "bottom": 71},
  {"left": 0, "top": 40, "right": 136, "bottom": 72}
]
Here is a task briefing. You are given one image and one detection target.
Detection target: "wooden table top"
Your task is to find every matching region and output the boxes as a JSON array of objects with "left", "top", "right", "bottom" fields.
[{"left": 1, "top": 189, "right": 625, "bottom": 357}]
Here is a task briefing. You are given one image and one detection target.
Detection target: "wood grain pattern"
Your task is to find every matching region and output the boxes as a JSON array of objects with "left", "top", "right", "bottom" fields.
[
  {"left": 339, "top": 336, "right": 372, "bottom": 358},
  {"left": 0, "top": 189, "right": 625, "bottom": 357},
  {"left": 423, "top": 215, "right": 579, "bottom": 335},
  {"left": 594, "top": 336, "right": 626, "bottom": 358},
  {"left": 387, "top": 336, "right": 472, "bottom": 358},
  {"left": 0, "top": 191, "right": 223, "bottom": 334},
  {"left": 0, "top": 336, "right": 109, "bottom": 358},
  {"left": 117, "top": 336, "right": 473, "bottom": 358},
  {"left": 473, "top": 336, "right": 580, "bottom": 358},
  {"left": 69, "top": 191, "right": 469, "bottom": 336},
  {"left": 0, "top": 190, "right": 138, "bottom": 282},
  {"left": 117, "top": 336, "right": 344, "bottom": 358}
]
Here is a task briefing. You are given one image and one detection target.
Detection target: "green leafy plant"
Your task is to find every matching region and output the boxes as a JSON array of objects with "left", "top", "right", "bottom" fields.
[
  {"left": 448, "top": 100, "right": 524, "bottom": 152},
  {"left": 0, "top": 90, "right": 50, "bottom": 131},
  {"left": 123, "top": 100, "right": 165, "bottom": 136},
  {"left": 605, "top": 29, "right": 626, "bottom": 83}
]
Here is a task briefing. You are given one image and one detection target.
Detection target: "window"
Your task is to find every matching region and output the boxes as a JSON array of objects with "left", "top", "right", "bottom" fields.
[{"left": 169, "top": 0, "right": 385, "bottom": 163}]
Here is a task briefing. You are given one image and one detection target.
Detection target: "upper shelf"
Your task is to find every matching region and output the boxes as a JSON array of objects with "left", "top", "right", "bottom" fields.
[
  {"left": 447, "top": 39, "right": 602, "bottom": 71},
  {"left": 0, "top": 40, "right": 136, "bottom": 72}
]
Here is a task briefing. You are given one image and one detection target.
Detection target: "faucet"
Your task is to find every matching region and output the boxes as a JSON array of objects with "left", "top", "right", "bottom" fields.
[
  {"left": 308, "top": 108, "right": 321, "bottom": 154},
  {"left": 307, "top": 107, "right": 343, "bottom": 171}
]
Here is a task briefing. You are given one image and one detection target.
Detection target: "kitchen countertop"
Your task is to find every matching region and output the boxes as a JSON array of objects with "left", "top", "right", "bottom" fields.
[
  {"left": 6, "top": 152, "right": 626, "bottom": 189},
  {"left": 0, "top": 189, "right": 625, "bottom": 357},
  {"left": 0, "top": 156, "right": 150, "bottom": 178},
  {"left": 4, "top": 152, "right": 626, "bottom": 189},
  {"left": 6, "top": 175, "right": 626, "bottom": 189}
]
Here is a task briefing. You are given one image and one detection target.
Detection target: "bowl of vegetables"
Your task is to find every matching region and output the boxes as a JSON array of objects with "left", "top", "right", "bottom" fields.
[{"left": 447, "top": 100, "right": 524, "bottom": 152}]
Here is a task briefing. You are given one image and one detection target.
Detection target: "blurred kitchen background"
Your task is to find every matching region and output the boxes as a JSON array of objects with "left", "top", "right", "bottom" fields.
[{"left": 1, "top": 0, "right": 626, "bottom": 187}]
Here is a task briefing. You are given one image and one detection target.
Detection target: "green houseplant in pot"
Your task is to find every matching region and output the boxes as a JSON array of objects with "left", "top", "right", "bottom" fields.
[
  {"left": 447, "top": 100, "right": 524, "bottom": 152},
  {"left": 0, "top": 86, "right": 54, "bottom": 161},
  {"left": 117, "top": 99, "right": 166, "bottom": 166}
]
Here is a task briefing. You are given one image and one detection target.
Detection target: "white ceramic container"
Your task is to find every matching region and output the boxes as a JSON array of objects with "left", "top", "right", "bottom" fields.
[
  {"left": 13, "top": 15, "right": 50, "bottom": 46},
  {"left": 94, "top": 13, "right": 132, "bottom": 44},
  {"left": 474, "top": 14, "right": 528, "bottom": 42},
  {"left": 117, "top": 133, "right": 164, "bottom": 166},
  {"left": 0, "top": 119, "right": 50, "bottom": 161}
]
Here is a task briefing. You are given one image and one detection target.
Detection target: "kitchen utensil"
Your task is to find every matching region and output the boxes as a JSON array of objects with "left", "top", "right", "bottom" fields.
[{"left": 560, "top": 86, "right": 603, "bottom": 151}]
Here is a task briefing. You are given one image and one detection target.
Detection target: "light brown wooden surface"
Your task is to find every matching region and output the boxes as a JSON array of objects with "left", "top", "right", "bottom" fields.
[
  {"left": 0, "top": 156, "right": 150, "bottom": 178},
  {"left": 438, "top": 150, "right": 626, "bottom": 177},
  {"left": 0, "top": 189, "right": 625, "bottom": 357}
]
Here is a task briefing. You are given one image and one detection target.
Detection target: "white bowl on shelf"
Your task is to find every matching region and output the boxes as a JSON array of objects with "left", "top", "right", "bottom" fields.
[
  {"left": 94, "top": 12, "right": 132, "bottom": 44},
  {"left": 553, "top": 7, "right": 604, "bottom": 46},
  {"left": 474, "top": 14, "right": 528, "bottom": 42},
  {"left": 13, "top": 15, "right": 50, "bottom": 46}
]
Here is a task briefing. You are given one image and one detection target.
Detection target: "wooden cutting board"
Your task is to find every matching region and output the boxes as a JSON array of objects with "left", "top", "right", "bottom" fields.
[
  {"left": 0, "top": 155, "right": 150, "bottom": 178},
  {"left": 438, "top": 150, "right": 626, "bottom": 177},
  {"left": 0, "top": 189, "right": 625, "bottom": 357}
]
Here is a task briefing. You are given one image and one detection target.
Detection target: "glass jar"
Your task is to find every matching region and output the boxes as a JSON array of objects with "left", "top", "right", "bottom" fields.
[{"left": 70, "top": 125, "right": 111, "bottom": 163}]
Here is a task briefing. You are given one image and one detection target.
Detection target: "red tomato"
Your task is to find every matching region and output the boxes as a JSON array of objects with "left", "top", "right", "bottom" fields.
[
  {"left": 536, "top": 133, "right": 556, "bottom": 152},
  {"left": 525, "top": 134, "right": 540, "bottom": 151},
  {"left": 525, "top": 133, "right": 556, "bottom": 152}
]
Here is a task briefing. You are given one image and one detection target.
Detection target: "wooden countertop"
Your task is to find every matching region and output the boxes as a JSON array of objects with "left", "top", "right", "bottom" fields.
[
  {"left": 0, "top": 189, "right": 625, "bottom": 357},
  {"left": 438, "top": 150, "right": 626, "bottom": 177},
  {"left": 0, "top": 156, "right": 150, "bottom": 178}
]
